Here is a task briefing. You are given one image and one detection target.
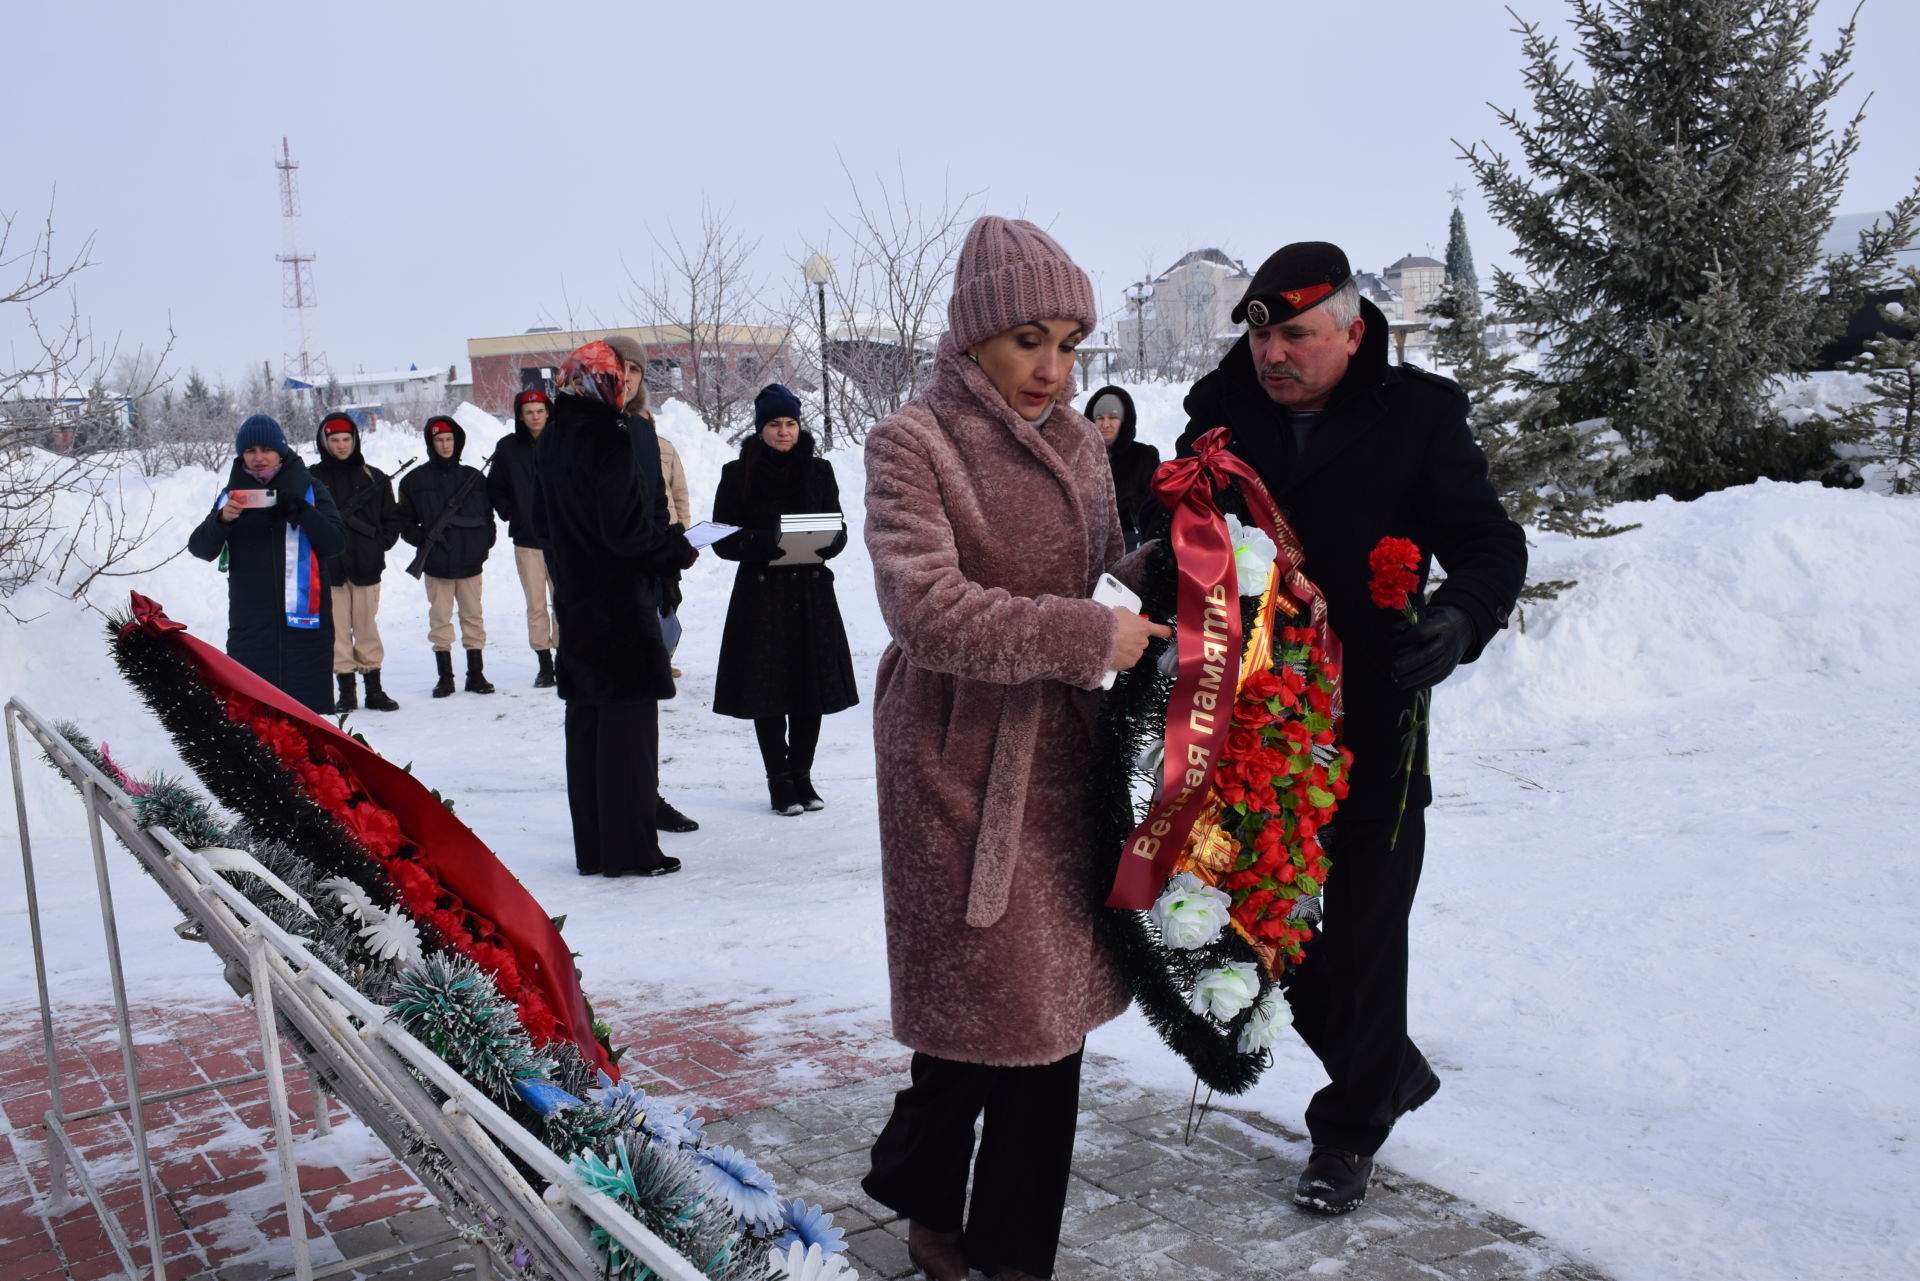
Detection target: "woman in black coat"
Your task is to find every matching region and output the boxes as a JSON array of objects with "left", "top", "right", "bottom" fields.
[
  {"left": 712, "top": 384, "right": 858, "bottom": 816},
  {"left": 1084, "top": 385, "right": 1160, "bottom": 550},
  {"left": 532, "top": 340, "right": 693, "bottom": 878},
  {"left": 187, "top": 413, "right": 346, "bottom": 714}
]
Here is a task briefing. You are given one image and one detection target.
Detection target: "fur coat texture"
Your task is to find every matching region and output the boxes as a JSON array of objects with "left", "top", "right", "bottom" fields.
[{"left": 864, "top": 334, "right": 1132, "bottom": 1067}]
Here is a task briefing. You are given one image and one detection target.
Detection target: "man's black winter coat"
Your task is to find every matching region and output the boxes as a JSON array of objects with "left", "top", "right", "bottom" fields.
[
  {"left": 532, "top": 393, "right": 687, "bottom": 704},
  {"left": 310, "top": 421, "right": 401, "bottom": 586},
  {"left": 398, "top": 418, "right": 495, "bottom": 579},
  {"left": 186, "top": 453, "right": 346, "bottom": 714},
  {"left": 1178, "top": 298, "right": 1526, "bottom": 818},
  {"left": 710, "top": 432, "right": 858, "bottom": 720}
]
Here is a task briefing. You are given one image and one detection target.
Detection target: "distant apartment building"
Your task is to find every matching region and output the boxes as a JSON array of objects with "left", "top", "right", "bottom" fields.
[{"left": 466, "top": 325, "right": 794, "bottom": 420}]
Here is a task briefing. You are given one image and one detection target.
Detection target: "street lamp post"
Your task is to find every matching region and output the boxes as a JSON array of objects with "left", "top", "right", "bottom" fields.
[
  {"left": 803, "top": 253, "right": 834, "bottom": 437},
  {"left": 1124, "top": 282, "right": 1153, "bottom": 378}
]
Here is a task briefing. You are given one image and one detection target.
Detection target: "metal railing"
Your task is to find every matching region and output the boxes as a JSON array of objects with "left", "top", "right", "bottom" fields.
[{"left": 6, "top": 696, "right": 710, "bottom": 1281}]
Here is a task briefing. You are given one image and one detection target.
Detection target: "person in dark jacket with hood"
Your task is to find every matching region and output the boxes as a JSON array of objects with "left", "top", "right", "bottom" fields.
[
  {"left": 311, "top": 412, "right": 403, "bottom": 712},
  {"left": 1176, "top": 241, "right": 1526, "bottom": 1216},
  {"left": 531, "top": 340, "right": 693, "bottom": 878},
  {"left": 398, "top": 415, "right": 497, "bottom": 697},
  {"left": 487, "top": 389, "right": 559, "bottom": 688},
  {"left": 711, "top": 383, "right": 858, "bottom": 816},
  {"left": 188, "top": 413, "right": 347, "bottom": 715},
  {"left": 1083, "top": 384, "right": 1160, "bottom": 550}
]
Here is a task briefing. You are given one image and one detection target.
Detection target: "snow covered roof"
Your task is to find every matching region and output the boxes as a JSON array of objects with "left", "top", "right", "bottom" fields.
[
  {"left": 337, "top": 366, "right": 447, "bottom": 387},
  {"left": 1155, "top": 248, "right": 1250, "bottom": 282},
  {"left": 1385, "top": 254, "right": 1444, "bottom": 272}
]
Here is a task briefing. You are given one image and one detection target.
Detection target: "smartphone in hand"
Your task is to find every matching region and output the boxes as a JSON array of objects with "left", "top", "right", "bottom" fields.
[{"left": 1092, "top": 573, "right": 1143, "bottom": 690}]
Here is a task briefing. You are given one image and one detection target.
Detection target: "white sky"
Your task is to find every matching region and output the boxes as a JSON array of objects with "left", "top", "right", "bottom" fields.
[{"left": 4, "top": 0, "right": 1917, "bottom": 390}]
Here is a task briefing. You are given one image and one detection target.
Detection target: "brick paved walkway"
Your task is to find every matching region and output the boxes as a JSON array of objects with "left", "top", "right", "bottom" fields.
[{"left": 0, "top": 996, "right": 1611, "bottom": 1281}]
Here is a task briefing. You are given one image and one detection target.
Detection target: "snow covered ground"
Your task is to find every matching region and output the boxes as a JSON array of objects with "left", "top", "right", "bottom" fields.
[{"left": 3, "top": 391, "right": 1917, "bottom": 1281}]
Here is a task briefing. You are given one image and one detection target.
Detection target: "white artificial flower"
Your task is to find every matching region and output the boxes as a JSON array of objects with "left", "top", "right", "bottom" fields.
[
  {"left": 357, "top": 905, "right": 424, "bottom": 966},
  {"left": 320, "top": 875, "right": 376, "bottom": 920},
  {"left": 1224, "top": 513, "right": 1277, "bottom": 598},
  {"left": 1189, "top": 961, "right": 1261, "bottom": 1021},
  {"left": 1157, "top": 627, "right": 1180, "bottom": 678},
  {"left": 768, "top": 1242, "right": 858, "bottom": 1280},
  {"left": 1134, "top": 737, "right": 1165, "bottom": 776},
  {"left": 1149, "top": 872, "right": 1232, "bottom": 950},
  {"left": 1236, "top": 992, "right": 1293, "bottom": 1054}
]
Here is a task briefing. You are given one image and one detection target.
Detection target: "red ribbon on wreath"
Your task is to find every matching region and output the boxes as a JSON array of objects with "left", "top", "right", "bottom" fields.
[{"left": 1105, "top": 427, "right": 1341, "bottom": 910}]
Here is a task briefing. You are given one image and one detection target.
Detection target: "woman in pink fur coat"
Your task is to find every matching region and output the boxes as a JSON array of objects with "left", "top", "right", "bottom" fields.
[{"left": 860, "top": 216, "right": 1169, "bottom": 1281}]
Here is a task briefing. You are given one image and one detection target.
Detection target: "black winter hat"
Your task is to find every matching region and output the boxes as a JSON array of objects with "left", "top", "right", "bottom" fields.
[
  {"left": 1231, "top": 241, "right": 1353, "bottom": 326},
  {"left": 234, "top": 413, "right": 289, "bottom": 457},
  {"left": 753, "top": 383, "right": 803, "bottom": 430}
]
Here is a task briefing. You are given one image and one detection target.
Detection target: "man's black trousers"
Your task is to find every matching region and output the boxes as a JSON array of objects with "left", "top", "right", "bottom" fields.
[
  {"left": 1283, "top": 805, "right": 1437, "bottom": 1156},
  {"left": 563, "top": 698, "right": 663, "bottom": 876},
  {"left": 863, "top": 1048, "right": 1082, "bottom": 1279}
]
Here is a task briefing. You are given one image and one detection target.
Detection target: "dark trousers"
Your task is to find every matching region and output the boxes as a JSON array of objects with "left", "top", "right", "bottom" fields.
[
  {"left": 563, "top": 699, "right": 663, "bottom": 876},
  {"left": 863, "top": 1049, "right": 1083, "bottom": 1280},
  {"left": 753, "top": 712, "right": 821, "bottom": 776},
  {"left": 1283, "top": 805, "right": 1435, "bottom": 1156}
]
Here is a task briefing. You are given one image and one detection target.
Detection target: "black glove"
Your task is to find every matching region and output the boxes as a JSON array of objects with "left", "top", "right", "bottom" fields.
[
  {"left": 1389, "top": 604, "right": 1473, "bottom": 691},
  {"left": 822, "top": 527, "right": 848, "bottom": 560},
  {"left": 274, "top": 489, "right": 308, "bottom": 521}
]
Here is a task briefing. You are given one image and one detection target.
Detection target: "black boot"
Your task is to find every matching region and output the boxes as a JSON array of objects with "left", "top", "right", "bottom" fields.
[
  {"left": 363, "top": 668, "right": 400, "bottom": 711},
  {"left": 792, "top": 772, "right": 825, "bottom": 812},
  {"left": 767, "top": 772, "right": 804, "bottom": 817},
  {"left": 465, "top": 648, "right": 495, "bottom": 694},
  {"left": 334, "top": 673, "right": 357, "bottom": 714},
  {"left": 534, "top": 648, "right": 556, "bottom": 688},
  {"left": 432, "top": 650, "right": 456, "bottom": 698},
  {"left": 1293, "top": 1146, "right": 1374, "bottom": 1215},
  {"left": 656, "top": 796, "right": 699, "bottom": 833}
]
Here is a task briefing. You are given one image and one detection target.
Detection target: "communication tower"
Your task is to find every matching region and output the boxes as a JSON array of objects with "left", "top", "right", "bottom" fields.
[{"left": 274, "top": 136, "right": 330, "bottom": 381}]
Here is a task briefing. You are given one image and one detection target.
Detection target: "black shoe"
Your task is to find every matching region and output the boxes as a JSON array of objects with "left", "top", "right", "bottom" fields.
[
  {"left": 363, "top": 668, "right": 400, "bottom": 711},
  {"left": 534, "top": 649, "right": 556, "bottom": 688},
  {"left": 432, "top": 650, "right": 456, "bottom": 698},
  {"left": 577, "top": 865, "right": 601, "bottom": 876},
  {"left": 656, "top": 797, "right": 699, "bottom": 833},
  {"left": 1395, "top": 1066, "right": 1440, "bottom": 1118},
  {"left": 633, "top": 856, "right": 682, "bottom": 878},
  {"left": 767, "top": 772, "right": 803, "bottom": 817},
  {"left": 464, "top": 648, "right": 495, "bottom": 694},
  {"left": 1294, "top": 1146, "right": 1373, "bottom": 1215},
  {"left": 792, "top": 772, "right": 825, "bottom": 812},
  {"left": 334, "top": 673, "right": 357, "bottom": 714}
]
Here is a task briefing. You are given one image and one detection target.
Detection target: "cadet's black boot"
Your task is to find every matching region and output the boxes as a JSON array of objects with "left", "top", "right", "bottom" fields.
[
  {"left": 334, "top": 673, "right": 357, "bottom": 714},
  {"left": 464, "top": 648, "right": 495, "bottom": 694},
  {"left": 363, "top": 668, "right": 400, "bottom": 711},
  {"left": 533, "top": 648, "right": 556, "bottom": 688},
  {"left": 432, "top": 650, "right": 456, "bottom": 698}
]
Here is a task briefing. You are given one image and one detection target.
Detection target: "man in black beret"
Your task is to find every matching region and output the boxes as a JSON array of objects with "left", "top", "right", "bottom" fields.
[{"left": 1177, "top": 241, "right": 1527, "bottom": 1214}]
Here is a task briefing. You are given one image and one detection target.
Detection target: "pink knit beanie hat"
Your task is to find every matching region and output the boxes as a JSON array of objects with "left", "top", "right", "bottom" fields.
[{"left": 947, "top": 216, "right": 1099, "bottom": 351}]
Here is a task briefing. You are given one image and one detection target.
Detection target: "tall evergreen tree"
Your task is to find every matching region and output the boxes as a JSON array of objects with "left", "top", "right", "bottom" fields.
[
  {"left": 1818, "top": 267, "right": 1920, "bottom": 494},
  {"left": 1428, "top": 208, "right": 1637, "bottom": 601},
  {"left": 1460, "top": 0, "right": 1919, "bottom": 501}
]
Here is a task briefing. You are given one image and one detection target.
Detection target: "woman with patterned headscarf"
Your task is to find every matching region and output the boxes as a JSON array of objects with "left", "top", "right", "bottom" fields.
[{"left": 531, "top": 341, "right": 694, "bottom": 879}]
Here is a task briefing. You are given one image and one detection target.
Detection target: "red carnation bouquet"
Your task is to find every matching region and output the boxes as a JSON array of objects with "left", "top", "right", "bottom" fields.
[{"left": 1368, "top": 536, "right": 1429, "bottom": 848}]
